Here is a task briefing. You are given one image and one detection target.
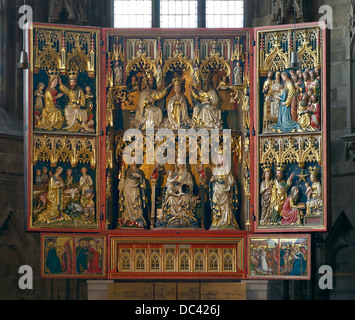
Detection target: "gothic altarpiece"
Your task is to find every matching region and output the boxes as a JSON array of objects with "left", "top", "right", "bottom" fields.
[{"left": 24, "top": 22, "right": 328, "bottom": 280}]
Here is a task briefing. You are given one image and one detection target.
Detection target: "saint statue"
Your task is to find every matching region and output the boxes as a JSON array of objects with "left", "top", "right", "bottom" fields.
[
  {"left": 279, "top": 186, "right": 305, "bottom": 226},
  {"left": 36, "top": 76, "right": 65, "bottom": 131},
  {"left": 191, "top": 72, "right": 222, "bottom": 129},
  {"left": 270, "top": 72, "right": 302, "bottom": 133},
  {"left": 259, "top": 165, "right": 274, "bottom": 225},
  {"left": 233, "top": 61, "right": 243, "bottom": 86},
  {"left": 308, "top": 94, "right": 321, "bottom": 131},
  {"left": 113, "top": 62, "right": 123, "bottom": 85},
  {"left": 132, "top": 72, "right": 172, "bottom": 130},
  {"left": 166, "top": 77, "right": 191, "bottom": 129},
  {"left": 306, "top": 167, "right": 322, "bottom": 216},
  {"left": 209, "top": 153, "right": 239, "bottom": 229},
  {"left": 158, "top": 163, "right": 198, "bottom": 228},
  {"left": 36, "top": 166, "right": 72, "bottom": 224},
  {"left": 117, "top": 161, "right": 147, "bottom": 228},
  {"left": 297, "top": 93, "right": 312, "bottom": 131},
  {"left": 269, "top": 165, "right": 295, "bottom": 225},
  {"left": 59, "top": 73, "right": 95, "bottom": 133}
]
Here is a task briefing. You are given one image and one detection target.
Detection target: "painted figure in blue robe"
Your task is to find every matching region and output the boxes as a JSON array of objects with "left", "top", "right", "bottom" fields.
[
  {"left": 289, "top": 247, "right": 307, "bottom": 276},
  {"left": 45, "top": 242, "right": 62, "bottom": 274},
  {"left": 271, "top": 88, "right": 302, "bottom": 133},
  {"left": 76, "top": 241, "right": 89, "bottom": 273}
]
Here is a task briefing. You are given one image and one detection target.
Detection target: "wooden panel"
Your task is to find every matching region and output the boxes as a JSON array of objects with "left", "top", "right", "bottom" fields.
[
  {"left": 177, "top": 282, "right": 201, "bottom": 300},
  {"left": 108, "top": 234, "right": 246, "bottom": 280},
  {"left": 200, "top": 282, "right": 246, "bottom": 300},
  {"left": 26, "top": 23, "right": 104, "bottom": 233},
  {"left": 155, "top": 282, "right": 177, "bottom": 300},
  {"left": 108, "top": 283, "right": 154, "bottom": 300},
  {"left": 253, "top": 22, "right": 329, "bottom": 233}
]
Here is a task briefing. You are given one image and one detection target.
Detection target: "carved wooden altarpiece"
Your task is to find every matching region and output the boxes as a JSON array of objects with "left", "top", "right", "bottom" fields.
[{"left": 23, "top": 22, "right": 329, "bottom": 280}]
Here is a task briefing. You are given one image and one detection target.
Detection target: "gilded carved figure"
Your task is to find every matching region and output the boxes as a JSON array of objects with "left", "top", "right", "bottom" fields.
[
  {"left": 260, "top": 166, "right": 274, "bottom": 225},
  {"left": 158, "top": 163, "right": 198, "bottom": 228},
  {"left": 209, "top": 153, "right": 239, "bottom": 229},
  {"left": 166, "top": 77, "right": 191, "bottom": 129},
  {"left": 269, "top": 165, "right": 295, "bottom": 225},
  {"left": 306, "top": 167, "right": 322, "bottom": 216},
  {"left": 36, "top": 76, "right": 65, "bottom": 131},
  {"left": 131, "top": 73, "right": 172, "bottom": 130},
  {"left": 36, "top": 166, "right": 72, "bottom": 224},
  {"left": 117, "top": 161, "right": 148, "bottom": 228},
  {"left": 59, "top": 74, "right": 95, "bottom": 133},
  {"left": 191, "top": 72, "right": 222, "bottom": 129}
]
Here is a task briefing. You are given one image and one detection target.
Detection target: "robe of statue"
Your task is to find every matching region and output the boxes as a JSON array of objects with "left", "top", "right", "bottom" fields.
[
  {"left": 133, "top": 86, "right": 169, "bottom": 129},
  {"left": 271, "top": 89, "right": 301, "bottom": 133},
  {"left": 59, "top": 83, "right": 94, "bottom": 133},
  {"left": 269, "top": 178, "right": 291, "bottom": 224},
  {"left": 161, "top": 166, "right": 197, "bottom": 226},
  {"left": 36, "top": 88, "right": 64, "bottom": 131},
  {"left": 118, "top": 167, "right": 147, "bottom": 227},
  {"left": 260, "top": 178, "right": 273, "bottom": 225},
  {"left": 167, "top": 94, "right": 190, "bottom": 129},
  {"left": 306, "top": 180, "right": 322, "bottom": 215},
  {"left": 192, "top": 87, "right": 222, "bottom": 129},
  {"left": 280, "top": 196, "right": 301, "bottom": 225},
  {"left": 36, "top": 175, "right": 71, "bottom": 224},
  {"left": 210, "top": 169, "right": 239, "bottom": 229}
]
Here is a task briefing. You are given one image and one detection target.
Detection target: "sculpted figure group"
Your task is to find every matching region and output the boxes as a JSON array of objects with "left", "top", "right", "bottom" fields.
[
  {"left": 35, "top": 72, "right": 95, "bottom": 134},
  {"left": 262, "top": 67, "right": 321, "bottom": 133},
  {"left": 118, "top": 156, "right": 239, "bottom": 230},
  {"left": 260, "top": 164, "right": 322, "bottom": 227},
  {"left": 131, "top": 72, "right": 223, "bottom": 130}
]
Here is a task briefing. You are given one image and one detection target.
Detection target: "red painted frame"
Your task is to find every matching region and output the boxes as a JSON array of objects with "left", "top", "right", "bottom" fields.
[
  {"left": 101, "top": 27, "right": 255, "bottom": 237},
  {"left": 25, "top": 23, "right": 105, "bottom": 233},
  {"left": 251, "top": 22, "right": 330, "bottom": 233}
]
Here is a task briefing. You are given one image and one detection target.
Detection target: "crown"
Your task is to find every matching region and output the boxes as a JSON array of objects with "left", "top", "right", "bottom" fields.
[
  {"left": 261, "top": 163, "right": 272, "bottom": 173},
  {"left": 67, "top": 69, "right": 79, "bottom": 80},
  {"left": 172, "top": 76, "right": 185, "bottom": 86},
  {"left": 47, "top": 68, "right": 59, "bottom": 79},
  {"left": 275, "top": 162, "right": 286, "bottom": 171},
  {"left": 308, "top": 166, "right": 320, "bottom": 177},
  {"left": 146, "top": 70, "right": 155, "bottom": 79}
]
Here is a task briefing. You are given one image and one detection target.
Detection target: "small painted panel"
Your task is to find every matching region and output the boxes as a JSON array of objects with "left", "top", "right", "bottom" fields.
[
  {"left": 41, "top": 234, "right": 107, "bottom": 278},
  {"left": 247, "top": 234, "right": 311, "bottom": 280}
]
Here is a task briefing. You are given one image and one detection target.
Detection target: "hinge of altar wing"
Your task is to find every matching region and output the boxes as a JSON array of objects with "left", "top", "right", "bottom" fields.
[
  {"left": 100, "top": 211, "right": 104, "bottom": 221},
  {"left": 252, "top": 127, "right": 256, "bottom": 136},
  {"left": 252, "top": 40, "right": 256, "bottom": 46},
  {"left": 100, "top": 40, "right": 104, "bottom": 46},
  {"left": 100, "top": 130, "right": 104, "bottom": 136}
]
